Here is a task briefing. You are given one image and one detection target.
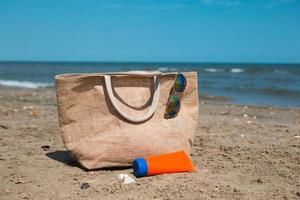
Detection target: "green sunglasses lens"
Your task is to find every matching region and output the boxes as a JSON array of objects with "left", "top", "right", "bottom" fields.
[
  {"left": 166, "top": 95, "right": 181, "bottom": 117},
  {"left": 174, "top": 73, "right": 187, "bottom": 93}
]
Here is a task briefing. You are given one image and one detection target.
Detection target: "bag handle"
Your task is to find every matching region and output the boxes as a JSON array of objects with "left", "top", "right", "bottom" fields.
[{"left": 104, "top": 72, "right": 161, "bottom": 123}]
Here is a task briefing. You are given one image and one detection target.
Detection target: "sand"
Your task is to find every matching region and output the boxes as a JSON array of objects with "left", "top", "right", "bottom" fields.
[{"left": 0, "top": 87, "right": 299, "bottom": 200}]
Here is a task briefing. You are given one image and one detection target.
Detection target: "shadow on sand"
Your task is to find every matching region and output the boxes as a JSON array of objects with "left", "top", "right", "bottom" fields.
[{"left": 46, "top": 150, "right": 132, "bottom": 171}]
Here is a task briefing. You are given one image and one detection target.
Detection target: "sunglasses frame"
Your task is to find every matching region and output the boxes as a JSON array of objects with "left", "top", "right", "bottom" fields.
[{"left": 164, "top": 73, "right": 187, "bottom": 119}]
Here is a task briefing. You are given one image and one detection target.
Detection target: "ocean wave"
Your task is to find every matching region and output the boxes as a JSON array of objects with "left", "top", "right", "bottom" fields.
[
  {"left": 169, "top": 68, "right": 179, "bottom": 71},
  {"left": 230, "top": 68, "right": 244, "bottom": 73},
  {"left": 274, "top": 69, "right": 287, "bottom": 74},
  {"left": 157, "top": 67, "right": 179, "bottom": 72},
  {"left": 0, "top": 79, "right": 53, "bottom": 89},
  {"left": 204, "top": 68, "right": 223, "bottom": 73},
  {"left": 224, "top": 86, "right": 300, "bottom": 98},
  {"left": 158, "top": 67, "right": 168, "bottom": 71}
]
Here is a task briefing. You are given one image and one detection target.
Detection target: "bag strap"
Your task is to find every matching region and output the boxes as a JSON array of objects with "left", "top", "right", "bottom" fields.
[
  {"left": 104, "top": 70, "right": 162, "bottom": 76},
  {"left": 104, "top": 72, "right": 161, "bottom": 123}
]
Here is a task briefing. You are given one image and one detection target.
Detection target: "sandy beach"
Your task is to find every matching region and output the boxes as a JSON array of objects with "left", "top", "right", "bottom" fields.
[{"left": 0, "top": 86, "right": 299, "bottom": 200}]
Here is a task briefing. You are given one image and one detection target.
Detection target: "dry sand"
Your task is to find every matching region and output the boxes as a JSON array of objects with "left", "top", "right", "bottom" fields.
[{"left": 0, "top": 87, "right": 299, "bottom": 200}]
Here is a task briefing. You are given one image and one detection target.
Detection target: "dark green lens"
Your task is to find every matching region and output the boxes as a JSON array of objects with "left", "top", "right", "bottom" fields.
[
  {"left": 174, "top": 73, "right": 186, "bottom": 92},
  {"left": 165, "top": 95, "right": 181, "bottom": 117}
]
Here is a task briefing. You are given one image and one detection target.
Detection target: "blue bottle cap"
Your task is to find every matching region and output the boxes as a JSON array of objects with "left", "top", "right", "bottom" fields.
[{"left": 133, "top": 158, "right": 148, "bottom": 177}]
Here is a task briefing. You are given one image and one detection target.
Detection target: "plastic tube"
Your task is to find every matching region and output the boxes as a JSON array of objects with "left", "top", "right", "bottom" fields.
[{"left": 133, "top": 151, "right": 196, "bottom": 177}]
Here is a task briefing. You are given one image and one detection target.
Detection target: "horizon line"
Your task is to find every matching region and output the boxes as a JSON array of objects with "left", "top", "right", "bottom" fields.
[{"left": 0, "top": 60, "right": 299, "bottom": 65}]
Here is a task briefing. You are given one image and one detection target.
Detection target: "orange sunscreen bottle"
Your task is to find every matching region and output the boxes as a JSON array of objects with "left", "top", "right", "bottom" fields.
[{"left": 133, "top": 151, "right": 196, "bottom": 177}]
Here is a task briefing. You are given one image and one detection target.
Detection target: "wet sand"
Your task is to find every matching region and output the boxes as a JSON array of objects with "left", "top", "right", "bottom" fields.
[{"left": 0, "top": 87, "right": 299, "bottom": 200}]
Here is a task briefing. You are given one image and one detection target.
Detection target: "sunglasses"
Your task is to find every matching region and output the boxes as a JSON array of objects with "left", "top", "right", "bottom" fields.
[{"left": 164, "top": 73, "right": 187, "bottom": 119}]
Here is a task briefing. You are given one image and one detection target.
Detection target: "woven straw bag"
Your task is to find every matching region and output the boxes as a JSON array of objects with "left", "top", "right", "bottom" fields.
[{"left": 55, "top": 71, "right": 198, "bottom": 169}]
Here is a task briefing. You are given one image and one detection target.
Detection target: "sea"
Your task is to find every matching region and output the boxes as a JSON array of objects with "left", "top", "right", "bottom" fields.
[{"left": 0, "top": 61, "right": 299, "bottom": 107}]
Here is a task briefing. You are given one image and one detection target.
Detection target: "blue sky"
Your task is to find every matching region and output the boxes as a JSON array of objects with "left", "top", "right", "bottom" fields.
[{"left": 0, "top": 0, "right": 299, "bottom": 63}]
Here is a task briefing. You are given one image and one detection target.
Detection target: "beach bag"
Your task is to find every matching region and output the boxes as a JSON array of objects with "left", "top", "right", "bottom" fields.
[{"left": 55, "top": 71, "right": 199, "bottom": 169}]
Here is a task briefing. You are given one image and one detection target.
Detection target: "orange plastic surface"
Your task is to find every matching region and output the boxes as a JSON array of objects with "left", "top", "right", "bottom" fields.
[{"left": 145, "top": 151, "right": 196, "bottom": 176}]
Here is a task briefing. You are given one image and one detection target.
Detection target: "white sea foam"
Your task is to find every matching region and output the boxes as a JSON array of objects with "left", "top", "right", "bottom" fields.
[
  {"left": 169, "top": 68, "right": 178, "bottom": 71},
  {"left": 230, "top": 68, "right": 244, "bottom": 73},
  {"left": 274, "top": 69, "right": 287, "bottom": 74},
  {"left": 157, "top": 67, "right": 179, "bottom": 72},
  {"left": 0, "top": 80, "right": 53, "bottom": 89},
  {"left": 158, "top": 67, "right": 168, "bottom": 71},
  {"left": 204, "top": 68, "right": 222, "bottom": 73}
]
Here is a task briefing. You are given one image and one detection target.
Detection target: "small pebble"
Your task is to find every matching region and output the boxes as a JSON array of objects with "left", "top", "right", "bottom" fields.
[
  {"left": 118, "top": 174, "right": 136, "bottom": 184},
  {"left": 256, "top": 178, "right": 263, "bottom": 183},
  {"left": 15, "top": 181, "right": 25, "bottom": 184},
  {"left": 80, "top": 182, "right": 90, "bottom": 189},
  {"left": 22, "top": 106, "right": 35, "bottom": 110},
  {"left": 221, "top": 111, "right": 230, "bottom": 115},
  {"left": 41, "top": 145, "right": 50, "bottom": 151},
  {"left": 1, "top": 125, "right": 8, "bottom": 129}
]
